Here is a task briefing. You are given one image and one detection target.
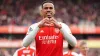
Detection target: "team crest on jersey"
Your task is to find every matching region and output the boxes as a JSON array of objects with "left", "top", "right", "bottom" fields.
[{"left": 55, "top": 28, "right": 59, "bottom": 33}]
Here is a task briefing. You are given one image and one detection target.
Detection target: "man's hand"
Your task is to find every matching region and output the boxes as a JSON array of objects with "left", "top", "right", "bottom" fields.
[
  {"left": 50, "top": 17, "right": 62, "bottom": 29},
  {"left": 38, "top": 17, "right": 62, "bottom": 29},
  {"left": 38, "top": 18, "right": 50, "bottom": 28}
]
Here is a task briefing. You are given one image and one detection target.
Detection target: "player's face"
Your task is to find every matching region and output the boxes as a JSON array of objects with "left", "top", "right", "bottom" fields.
[
  {"left": 41, "top": 3, "right": 55, "bottom": 18},
  {"left": 80, "top": 44, "right": 89, "bottom": 55}
]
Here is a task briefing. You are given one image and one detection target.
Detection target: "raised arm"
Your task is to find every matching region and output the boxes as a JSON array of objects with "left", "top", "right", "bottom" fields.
[
  {"left": 22, "top": 18, "right": 50, "bottom": 47},
  {"left": 22, "top": 23, "right": 40, "bottom": 47},
  {"left": 60, "top": 22, "right": 77, "bottom": 47}
]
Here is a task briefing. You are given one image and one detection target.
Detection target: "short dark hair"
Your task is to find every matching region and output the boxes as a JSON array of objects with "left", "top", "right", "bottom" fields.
[
  {"left": 41, "top": 0, "right": 54, "bottom": 8},
  {"left": 68, "top": 44, "right": 75, "bottom": 50}
]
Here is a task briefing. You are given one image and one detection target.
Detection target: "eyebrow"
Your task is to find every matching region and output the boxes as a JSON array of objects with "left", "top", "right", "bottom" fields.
[{"left": 44, "top": 7, "right": 53, "bottom": 9}]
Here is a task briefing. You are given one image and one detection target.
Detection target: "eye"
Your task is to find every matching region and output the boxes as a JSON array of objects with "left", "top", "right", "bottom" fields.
[
  {"left": 44, "top": 7, "right": 53, "bottom": 9},
  {"left": 44, "top": 7, "right": 48, "bottom": 9},
  {"left": 49, "top": 7, "right": 53, "bottom": 9}
]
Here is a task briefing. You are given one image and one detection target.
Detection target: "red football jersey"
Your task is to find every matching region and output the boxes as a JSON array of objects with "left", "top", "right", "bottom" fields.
[
  {"left": 25, "top": 22, "right": 72, "bottom": 56},
  {"left": 35, "top": 26, "right": 63, "bottom": 56},
  {"left": 63, "top": 51, "right": 78, "bottom": 56},
  {"left": 13, "top": 46, "right": 35, "bottom": 56},
  {"left": 63, "top": 51, "right": 73, "bottom": 56}
]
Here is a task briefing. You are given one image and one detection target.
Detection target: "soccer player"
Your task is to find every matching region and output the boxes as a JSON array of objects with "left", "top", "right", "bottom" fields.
[
  {"left": 22, "top": 0, "right": 77, "bottom": 56},
  {"left": 13, "top": 46, "right": 35, "bottom": 56},
  {"left": 78, "top": 40, "right": 89, "bottom": 56},
  {"left": 63, "top": 44, "right": 78, "bottom": 56}
]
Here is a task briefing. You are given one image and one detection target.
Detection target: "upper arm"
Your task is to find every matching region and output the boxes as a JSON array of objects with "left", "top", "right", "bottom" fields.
[
  {"left": 23, "top": 23, "right": 40, "bottom": 47},
  {"left": 26, "top": 23, "right": 40, "bottom": 35},
  {"left": 26, "top": 24, "right": 34, "bottom": 35},
  {"left": 60, "top": 22, "right": 72, "bottom": 34},
  {"left": 59, "top": 22, "right": 77, "bottom": 46}
]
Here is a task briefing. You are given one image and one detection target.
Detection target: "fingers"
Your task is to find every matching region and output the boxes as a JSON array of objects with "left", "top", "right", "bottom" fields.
[
  {"left": 38, "top": 18, "right": 50, "bottom": 28},
  {"left": 50, "top": 18, "right": 62, "bottom": 29},
  {"left": 38, "top": 17, "right": 61, "bottom": 29},
  {"left": 50, "top": 17, "right": 57, "bottom": 24},
  {"left": 44, "top": 18, "right": 50, "bottom": 23}
]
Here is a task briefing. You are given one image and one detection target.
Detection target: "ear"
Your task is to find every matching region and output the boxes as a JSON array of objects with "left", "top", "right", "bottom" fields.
[
  {"left": 40, "top": 9, "right": 42, "bottom": 16},
  {"left": 39, "top": 6, "right": 43, "bottom": 16},
  {"left": 53, "top": 9, "right": 55, "bottom": 14}
]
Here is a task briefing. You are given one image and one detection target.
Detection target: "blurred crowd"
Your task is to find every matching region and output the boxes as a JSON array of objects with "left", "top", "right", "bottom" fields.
[
  {"left": 0, "top": 48, "right": 100, "bottom": 56},
  {"left": 0, "top": 0, "right": 100, "bottom": 27},
  {"left": 0, "top": 48, "right": 17, "bottom": 56}
]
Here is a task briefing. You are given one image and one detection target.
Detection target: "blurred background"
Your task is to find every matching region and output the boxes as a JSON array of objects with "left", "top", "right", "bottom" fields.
[{"left": 0, "top": 0, "right": 100, "bottom": 56}]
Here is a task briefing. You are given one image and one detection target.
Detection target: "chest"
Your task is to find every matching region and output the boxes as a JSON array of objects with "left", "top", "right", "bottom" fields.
[
  {"left": 37, "top": 27, "right": 61, "bottom": 36},
  {"left": 35, "top": 27, "right": 63, "bottom": 44}
]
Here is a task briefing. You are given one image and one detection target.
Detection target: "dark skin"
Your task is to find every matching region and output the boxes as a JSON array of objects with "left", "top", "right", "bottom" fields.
[{"left": 38, "top": 3, "right": 61, "bottom": 29}]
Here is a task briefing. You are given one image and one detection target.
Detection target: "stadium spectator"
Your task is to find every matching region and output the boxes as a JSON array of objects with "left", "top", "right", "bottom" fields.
[
  {"left": 78, "top": 40, "right": 89, "bottom": 56},
  {"left": 63, "top": 44, "right": 78, "bottom": 56},
  {"left": 13, "top": 46, "right": 35, "bottom": 56}
]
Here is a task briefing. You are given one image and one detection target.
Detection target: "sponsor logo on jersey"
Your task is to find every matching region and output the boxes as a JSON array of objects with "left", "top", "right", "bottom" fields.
[{"left": 38, "top": 35, "right": 59, "bottom": 44}]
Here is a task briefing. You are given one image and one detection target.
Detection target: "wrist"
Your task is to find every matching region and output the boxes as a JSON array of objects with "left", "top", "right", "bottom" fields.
[
  {"left": 38, "top": 21, "right": 43, "bottom": 28},
  {"left": 38, "top": 24, "right": 42, "bottom": 28},
  {"left": 55, "top": 22, "right": 62, "bottom": 29},
  {"left": 58, "top": 25, "right": 62, "bottom": 29}
]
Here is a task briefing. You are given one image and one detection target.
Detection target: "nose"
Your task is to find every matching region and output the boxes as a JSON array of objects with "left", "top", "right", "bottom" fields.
[
  {"left": 47, "top": 8, "right": 51, "bottom": 12},
  {"left": 85, "top": 47, "right": 89, "bottom": 51}
]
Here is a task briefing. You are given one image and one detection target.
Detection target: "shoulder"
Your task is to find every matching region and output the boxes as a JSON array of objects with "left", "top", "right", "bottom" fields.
[
  {"left": 58, "top": 22, "right": 68, "bottom": 26},
  {"left": 27, "top": 22, "right": 39, "bottom": 34},
  {"left": 58, "top": 22, "right": 72, "bottom": 33},
  {"left": 58, "top": 22, "right": 70, "bottom": 29},
  {"left": 29, "top": 23, "right": 39, "bottom": 29}
]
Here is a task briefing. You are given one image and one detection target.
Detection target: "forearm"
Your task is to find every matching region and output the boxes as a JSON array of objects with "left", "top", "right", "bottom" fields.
[
  {"left": 60, "top": 26, "right": 77, "bottom": 47},
  {"left": 23, "top": 23, "right": 40, "bottom": 47}
]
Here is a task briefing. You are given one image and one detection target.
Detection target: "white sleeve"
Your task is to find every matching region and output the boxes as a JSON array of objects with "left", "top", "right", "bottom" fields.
[
  {"left": 22, "top": 23, "right": 40, "bottom": 47},
  {"left": 13, "top": 50, "right": 18, "bottom": 56},
  {"left": 60, "top": 22, "right": 77, "bottom": 47}
]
